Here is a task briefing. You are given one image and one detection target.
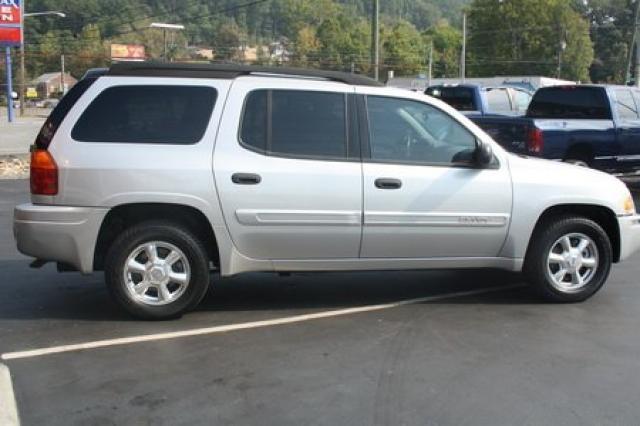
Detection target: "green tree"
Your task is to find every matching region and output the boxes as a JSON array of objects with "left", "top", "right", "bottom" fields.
[
  {"left": 582, "top": 0, "right": 634, "bottom": 83},
  {"left": 292, "top": 25, "right": 321, "bottom": 66},
  {"left": 382, "top": 21, "right": 427, "bottom": 76},
  {"left": 275, "top": 0, "right": 340, "bottom": 39},
  {"left": 424, "top": 21, "right": 462, "bottom": 78},
  {"left": 212, "top": 22, "right": 248, "bottom": 61},
  {"left": 68, "top": 25, "right": 108, "bottom": 77},
  {"left": 315, "top": 13, "right": 370, "bottom": 72},
  {"left": 467, "top": 0, "right": 594, "bottom": 81}
]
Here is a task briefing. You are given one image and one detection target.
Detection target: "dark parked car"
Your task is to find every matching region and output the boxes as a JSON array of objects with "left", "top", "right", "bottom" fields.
[{"left": 469, "top": 85, "right": 640, "bottom": 176}]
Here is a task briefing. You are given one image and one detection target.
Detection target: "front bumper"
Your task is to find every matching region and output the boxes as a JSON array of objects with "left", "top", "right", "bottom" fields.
[
  {"left": 13, "top": 204, "right": 108, "bottom": 274},
  {"left": 618, "top": 214, "right": 640, "bottom": 262}
]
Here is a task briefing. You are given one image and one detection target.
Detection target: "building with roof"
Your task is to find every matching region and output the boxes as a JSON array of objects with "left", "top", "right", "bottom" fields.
[{"left": 33, "top": 72, "right": 78, "bottom": 98}]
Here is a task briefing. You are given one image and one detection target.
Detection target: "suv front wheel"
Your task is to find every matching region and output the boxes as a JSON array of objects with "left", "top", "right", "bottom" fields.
[
  {"left": 105, "top": 222, "right": 211, "bottom": 319},
  {"left": 524, "top": 216, "right": 613, "bottom": 302}
]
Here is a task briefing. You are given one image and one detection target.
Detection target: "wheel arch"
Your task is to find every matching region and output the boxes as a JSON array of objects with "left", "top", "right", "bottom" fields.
[
  {"left": 527, "top": 204, "right": 620, "bottom": 263},
  {"left": 564, "top": 143, "right": 594, "bottom": 164},
  {"left": 94, "top": 203, "right": 220, "bottom": 271}
]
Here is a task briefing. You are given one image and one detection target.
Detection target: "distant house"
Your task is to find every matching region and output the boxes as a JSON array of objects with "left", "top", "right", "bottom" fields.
[
  {"left": 268, "top": 39, "right": 291, "bottom": 63},
  {"left": 188, "top": 46, "right": 214, "bottom": 60},
  {"left": 33, "top": 72, "right": 78, "bottom": 98}
]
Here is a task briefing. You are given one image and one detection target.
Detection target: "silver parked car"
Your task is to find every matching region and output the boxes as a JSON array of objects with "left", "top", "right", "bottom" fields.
[{"left": 13, "top": 63, "right": 640, "bottom": 319}]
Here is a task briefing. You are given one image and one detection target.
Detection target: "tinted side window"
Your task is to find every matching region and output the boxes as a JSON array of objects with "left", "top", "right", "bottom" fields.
[
  {"left": 614, "top": 89, "right": 639, "bottom": 120},
  {"left": 241, "top": 90, "right": 268, "bottom": 151},
  {"left": 367, "top": 96, "right": 476, "bottom": 165},
  {"left": 72, "top": 85, "right": 217, "bottom": 144},
  {"left": 240, "top": 90, "right": 348, "bottom": 159},
  {"left": 527, "top": 87, "right": 611, "bottom": 119},
  {"left": 426, "top": 86, "right": 477, "bottom": 111},
  {"left": 485, "top": 88, "right": 512, "bottom": 112}
]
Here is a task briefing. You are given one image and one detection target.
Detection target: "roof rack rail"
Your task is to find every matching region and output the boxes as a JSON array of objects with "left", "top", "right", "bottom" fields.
[{"left": 106, "top": 62, "right": 383, "bottom": 87}]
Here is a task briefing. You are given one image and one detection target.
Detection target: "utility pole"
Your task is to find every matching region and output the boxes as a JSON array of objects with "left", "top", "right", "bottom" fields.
[
  {"left": 60, "top": 53, "right": 65, "bottom": 94},
  {"left": 150, "top": 23, "right": 184, "bottom": 62},
  {"left": 19, "top": 0, "right": 24, "bottom": 117},
  {"left": 5, "top": 47, "right": 14, "bottom": 123},
  {"left": 371, "top": 0, "right": 379, "bottom": 81},
  {"left": 428, "top": 40, "right": 433, "bottom": 87},
  {"left": 636, "top": 40, "right": 640, "bottom": 87},
  {"left": 163, "top": 29, "right": 167, "bottom": 61},
  {"left": 461, "top": 12, "right": 466, "bottom": 82},
  {"left": 557, "top": 32, "right": 567, "bottom": 80},
  {"left": 627, "top": 0, "right": 640, "bottom": 85}
]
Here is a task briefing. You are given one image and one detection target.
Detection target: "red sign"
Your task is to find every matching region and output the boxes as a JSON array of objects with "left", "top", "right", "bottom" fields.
[
  {"left": 0, "top": 0, "right": 22, "bottom": 47},
  {"left": 111, "top": 44, "right": 146, "bottom": 61}
]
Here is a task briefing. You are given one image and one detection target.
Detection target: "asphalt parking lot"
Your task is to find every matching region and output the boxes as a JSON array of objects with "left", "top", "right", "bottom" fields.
[{"left": 1, "top": 179, "right": 640, "bottom": 425}]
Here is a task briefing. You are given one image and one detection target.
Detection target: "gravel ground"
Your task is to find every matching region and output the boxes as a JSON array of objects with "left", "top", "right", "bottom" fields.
[{"left": 0, "top": 155, "right": 30, "bottom": 180}]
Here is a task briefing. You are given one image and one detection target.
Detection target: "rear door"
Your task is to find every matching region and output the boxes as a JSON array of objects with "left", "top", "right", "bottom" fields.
[
  {"left": 614, "top": 88, "right": 640, "bottom": 171},
  {"left": 214, "top": 79, "right": 362, "bottom": 260}
]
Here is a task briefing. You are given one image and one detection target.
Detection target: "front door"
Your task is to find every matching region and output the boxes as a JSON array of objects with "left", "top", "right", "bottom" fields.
[
  {"left": 214, "top": 82, "right": 362, "bottom": 260},
  {"left": 358, "top": 92, "right": 512, "bottom": 259}
]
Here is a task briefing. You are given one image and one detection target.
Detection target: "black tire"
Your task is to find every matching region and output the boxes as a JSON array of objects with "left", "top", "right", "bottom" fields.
[
  {"left": 104, "top": 221, "right": 211, "bottom": 320},
  {"left": 563, "top": 150, "right": 592, "bottom": 168},
  {"left": 524, "top": 215, "right": 612, "bottom": 303}
]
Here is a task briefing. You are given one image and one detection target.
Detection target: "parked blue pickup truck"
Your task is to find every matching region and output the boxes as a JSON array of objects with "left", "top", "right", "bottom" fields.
[
  {"left": 467, "top": 84, "right": 640, "bottom": 175},
  {"left": 425, "top": 84, "right": 533, "bottom": 116}
]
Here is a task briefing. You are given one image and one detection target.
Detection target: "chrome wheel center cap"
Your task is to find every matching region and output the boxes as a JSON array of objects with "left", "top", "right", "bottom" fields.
[
  {"left": 566, "top": 250, "right": 581, "bottom": 271},
  {"left": 149, "top": 266, "right": 167, "bottom": 283}
]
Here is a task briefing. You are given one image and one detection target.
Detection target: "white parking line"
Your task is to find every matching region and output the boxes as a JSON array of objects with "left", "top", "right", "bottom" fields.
[
  {"left": 1, "top": 284, "right": 522, "bottom": 361},
  {"left": 0, "top": 363, "right": 20, "bottom": 426}
]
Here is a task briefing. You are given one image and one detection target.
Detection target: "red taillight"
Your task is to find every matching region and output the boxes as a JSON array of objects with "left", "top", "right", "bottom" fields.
[
  {"left": 527, "top": 127, "right": 544, "bottom": 154},
  {"left": 30, "top": 149, "right": 58, "bottom": 195}
]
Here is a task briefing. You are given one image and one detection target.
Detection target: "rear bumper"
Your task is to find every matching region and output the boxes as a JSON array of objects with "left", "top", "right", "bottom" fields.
[
  {"left": 618, "top": 214, "right": 640, "bottom": 262},
  {"left": 13, "top": 204, "right": 108, "bottom": 273}
]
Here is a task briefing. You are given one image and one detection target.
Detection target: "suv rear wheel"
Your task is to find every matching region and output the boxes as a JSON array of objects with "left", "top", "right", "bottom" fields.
[
  {"left": 524, "top": 216, "right": 612, "bottom": 302},
  {"left": 105, "top": 222, "right": 211, "bottom": 319}
]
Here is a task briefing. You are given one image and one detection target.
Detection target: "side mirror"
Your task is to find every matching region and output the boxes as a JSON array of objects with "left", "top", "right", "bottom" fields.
[{"left": 475, "top": 141, "right": 494, "bottom": 167}]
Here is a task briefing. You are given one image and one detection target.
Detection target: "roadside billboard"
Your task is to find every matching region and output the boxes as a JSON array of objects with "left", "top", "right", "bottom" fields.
[
  {"left": 110, "top": 44, "right": 145, "bottom": 61},
  {"left": 0, "top": 0, "right": 22, "bottom": 47}
]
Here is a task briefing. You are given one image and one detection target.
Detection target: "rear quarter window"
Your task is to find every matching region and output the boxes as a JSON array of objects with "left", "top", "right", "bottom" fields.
[
  {"left": 426, "top": 87, "right": 477, "bottom": 111},
  {"left": 35, "top": 77, "right": 98, "bottom": 149},
  {"left": 526, "top": 87, "right": 611, "bottom": 119},
  {"left": 72, "top": 85, "right": 217, "bottom": 144}
]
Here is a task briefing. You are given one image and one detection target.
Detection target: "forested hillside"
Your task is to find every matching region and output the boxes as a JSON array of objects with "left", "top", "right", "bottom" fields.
[
  {"left": 17, "top": 0, "right": 469, "bottom": 80},
  {"left": 6, "top": 0, "right": 637, "bottom": 85}
]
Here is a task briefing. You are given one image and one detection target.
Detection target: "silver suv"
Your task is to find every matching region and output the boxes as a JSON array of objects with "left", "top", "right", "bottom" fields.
[{"left": 13, "top": 63, "right": 640, "bottom": 319}]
